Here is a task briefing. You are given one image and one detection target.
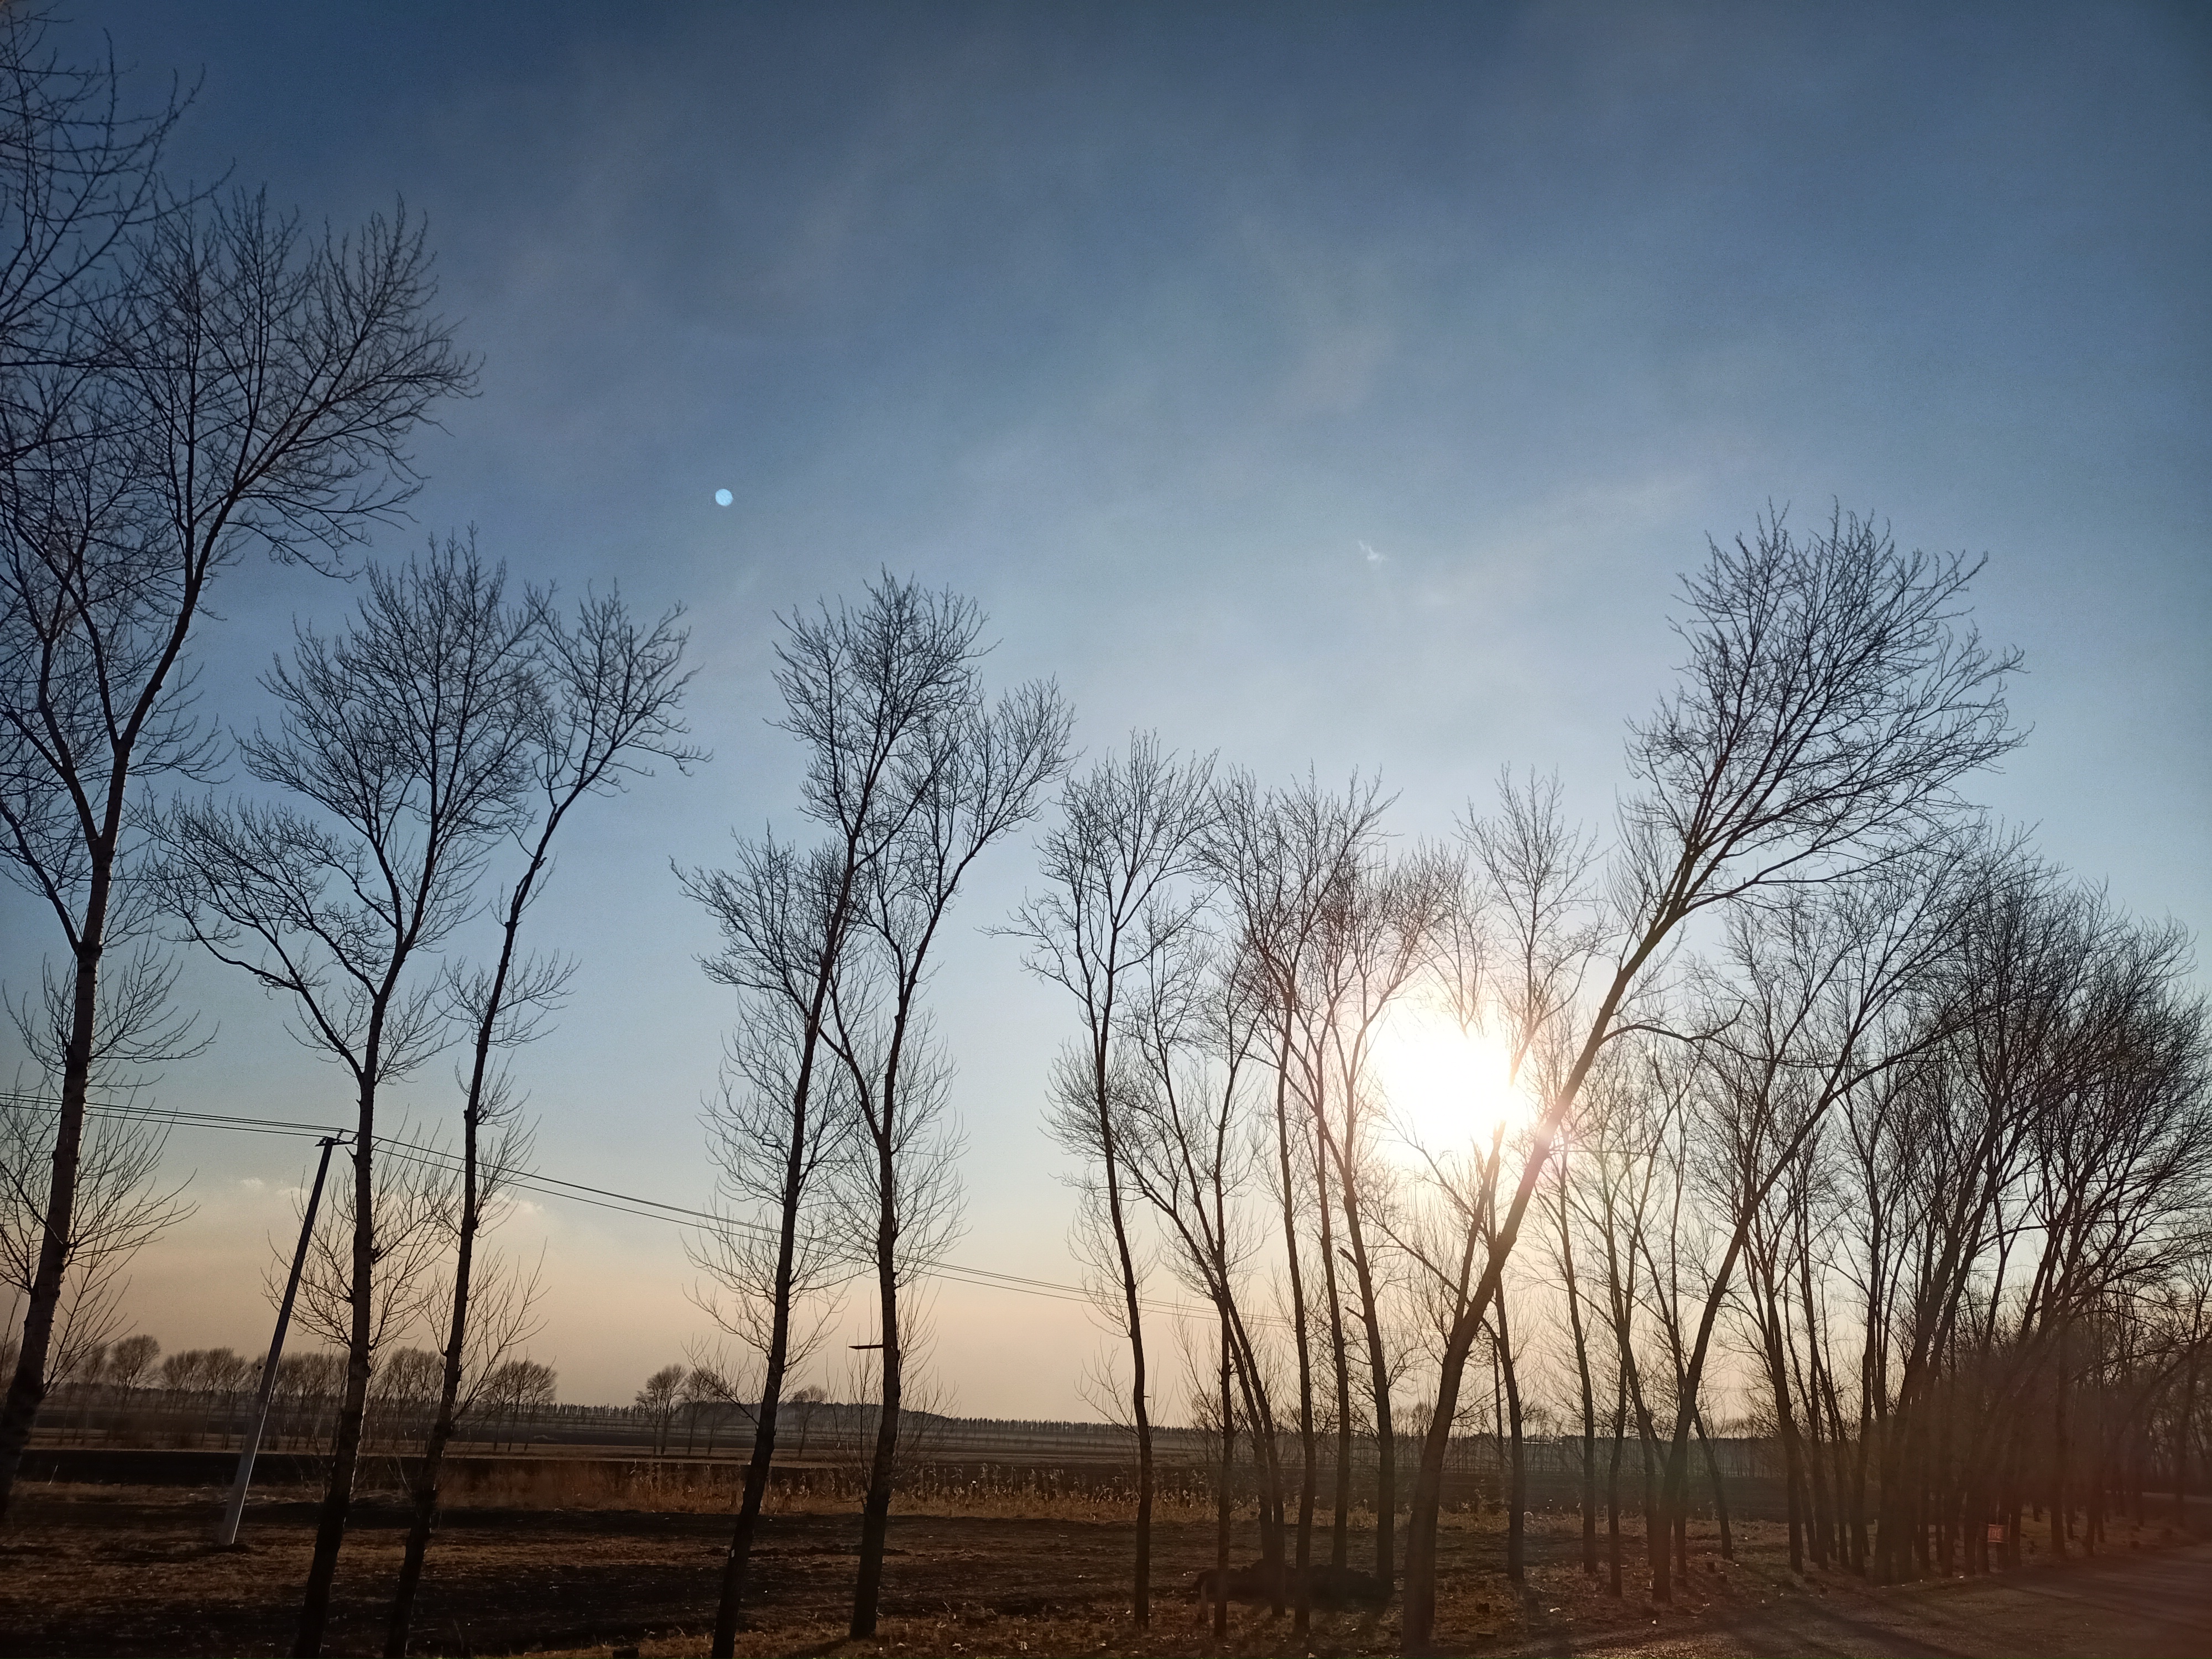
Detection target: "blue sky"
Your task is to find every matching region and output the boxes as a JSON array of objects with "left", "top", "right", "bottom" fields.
[{"left": 8, "top": 2, "right": 2206, "bottom": 1411}]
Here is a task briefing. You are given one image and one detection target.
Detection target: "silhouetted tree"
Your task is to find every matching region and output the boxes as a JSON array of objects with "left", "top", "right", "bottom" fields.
[
  {"left": 637, "top": 1363, "right": 686, "bottom": 1455},
  {"left": 680, "top": 574, "right": 1007, "bottom": 1656},
  {"left": 1204, "top": 770, "right": 1389, "bottom": 1636},
  {"left": 832, "top": 662, "right": 1070, "bottom": 1638},
  {"left": 1008, "top": 732, "right": 1213, "bottom": 1627},
  {"left": 0, "top": 67, "right": 471, "bottom": 1506},
  {"left": 1400, "top": 510, "right": 2021, "bottom": 1651},
  {"left": 384, "top": 589, "right": 697, "bottom": 1658},
  {"left": 157, "top": 542, "right": 532, "bottom": 1657}
]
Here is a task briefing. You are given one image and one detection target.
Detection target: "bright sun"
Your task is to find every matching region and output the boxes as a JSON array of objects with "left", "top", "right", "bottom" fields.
[{"left": 1370, "top": 1002, "right": 1530, "bottom": 1156}]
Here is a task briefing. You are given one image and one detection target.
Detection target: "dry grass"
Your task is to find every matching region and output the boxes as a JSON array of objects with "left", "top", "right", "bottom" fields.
[
  {"left": 432, "top": 1457, "right": 1236, "bottom": 1521},
  {"left": 517, "top": 1505, "right": 2212, "bottom": 1659},
  {"left": 8, "top": 1477, "right": 2203, "bottom": 1658},
  {"left": 581, "top": 1606, "right": 1407, "bottom": 1658}
]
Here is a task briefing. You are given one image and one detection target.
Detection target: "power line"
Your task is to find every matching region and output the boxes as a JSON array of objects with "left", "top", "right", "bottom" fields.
[{"left": 0, "top": 1088, "right": 1241, "bottom": 1326}]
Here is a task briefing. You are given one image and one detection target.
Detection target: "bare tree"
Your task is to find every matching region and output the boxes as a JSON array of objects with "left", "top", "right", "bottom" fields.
[
  {"left": 830, "top": 671, "right": 1071, "bottom": 1638},
  {"left": 1538, "top": 1121, "right": 1601, "bottom": 1574},
  {"left": 0, "top": 6, "right": 186, "bottom": 437},
  {"left": 107, "top": 1329, "right": 157, "bottom": 1389},
  {"left": 1396, "top": 509, "right": 2021, "bottom": 1651},
  {"left": 679, "top": 573, "right": 999, "bottom": 1656},
  {"left": 635, "top": 1363, "right": 686, "bottom": 1454},
  {"left": 1118, "top": 930, "right": 1284, "bottom": 1609},
  {"left": 1204, "top": 769, "right": 1389, "bottom": 1637},
  {"left": 1574, "top": 1040, "right": 1674, "bottom": 1595},
  {"left": 384, "top": 589, "right": 697, "bottom": 1657},
  {"left": 1006, "top": 732, "right": 1213, "bottom": 1626},
  {"left": 479, "top": 1355, "right": 556, "bottom": 1449},
  {"left": 156, "top": 542, "right": 532, "bottom": 1657},
  {"left": 1302, "top": 842, "right": 1457, "bottom": 1582},
  {"left": 0, "top": 1080, "right": 187, "bottom": 1394},
  {"left": 0, "top": 128, "right": 472, "bottom": 1507}
]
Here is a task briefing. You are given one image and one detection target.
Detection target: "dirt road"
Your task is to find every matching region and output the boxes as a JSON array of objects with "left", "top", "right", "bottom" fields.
[{"left": 1505, "top": 1541, "right": 2212, "bottom": 1659}]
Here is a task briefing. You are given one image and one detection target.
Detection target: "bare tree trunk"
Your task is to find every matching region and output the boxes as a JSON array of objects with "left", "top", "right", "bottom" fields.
[
  {"left": 1855, "top": 1296, "right": 1881, "bottom": 1575},
  {"left": 1760, "top": 1275, "right": 1807, "bottom": 1574},
  {"left": 1675, "top": 1481, "right": 1689, "bottom": 1585},
  {"left": 384, "top": 1110, "right": 477, "bottom": 1657},
  {"left": 1607, "top": 1363, "right": 1626, "bottom": 1597},
  {"left": 1215, "top": 1317, "right": 1233, "bottom": 1640},
  {"left": 1615, "top": 1329, "right": 1668, "bottom": 1603},
  {"left": 850, "top": 1141, "right": 903, "bottom": 1639},
  {"left": 1695, "top": 1409, "right": 1733, "bottom": 1561},
  {"left": 1499, "top": 1297, "right": 1526, "bottom": 1583},
  {"left": 1556, "top": 1151, "right": 1600, "bottom": 1576},
  {"left": 2083, "top": 1321, "right": 2101, "bottom": 1558},
  {"left": 1797, "top": 1242, "right": 1834, "bottom": 1568},
  {"left": 295, "top": 1071, "right": 380, "bottom": 1657},
  {"left": 0, "top": 922, "right": 100, "bottom": 1515},
  {"left": 1110, "top": 1162, "right": 1156, "bottom": 1627},
  {"left": 2177, "top": 1349, "right": 2198, "bottom": 1526},
  {"left": 1317, "top": 1136, "right": 1353, "bottom": 1572},
  {"left": 1227, "top": 1311, "right": 1288, "bottom": 1582},
  {"left": 1271, "top": 1058, "right": 1317, "bottom": 1635},
  {"left": 1817, "top": 1348, "right": 1851, "bottom": 1571},
  {"left": 2052, "top": 1325, "right": 2069, "bottom": 1561},
  {"left": 1338, "top": 1190, "right": 1396, "bottom": 1583}
]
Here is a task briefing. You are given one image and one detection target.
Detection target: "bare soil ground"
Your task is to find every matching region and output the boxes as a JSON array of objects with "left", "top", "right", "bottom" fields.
[{"left": 1, "top": 1483, "right": 2205, "bottom": 1658}]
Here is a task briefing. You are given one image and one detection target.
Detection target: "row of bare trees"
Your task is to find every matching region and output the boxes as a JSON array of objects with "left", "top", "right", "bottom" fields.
[
  {"left": 148, "top": 540, "right": 698, "bottom": 1659},
  {"left": 25, "top": 526, "right": 2195, "bottom": 1659},
  {"left": 681, "top": 573, "right": 1071, "bottom": 1650},
  {"left": 672, "top": 516, "right": 2206, "bottom": 1659},
  {"left": 0, "top": 13, "right": 705, "bottom": 1655},
  {"left": 3, "top": 22, "right": 2203, "bottom": 1659},
  {"left": 12, "top": 1333, "right": 559, "bottom": 1455},
  {"left": 0, "top": 1, "right": 472, "bottom": 1561},
  {"left": 981, "top": 508, "right": 2208, "bottom": 1657}
]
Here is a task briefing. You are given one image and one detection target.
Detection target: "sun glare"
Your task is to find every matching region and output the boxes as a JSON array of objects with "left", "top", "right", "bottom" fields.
[{"left": 1370, "top": 1003, "right": 1530, "bottom": 1156}]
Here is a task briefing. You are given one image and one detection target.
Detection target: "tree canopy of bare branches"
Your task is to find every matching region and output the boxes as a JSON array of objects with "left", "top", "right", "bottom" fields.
[
  {"left": 0, "top": 30, "right": 472, "bottom": 1511},
  {"left": 1008, "top": 731, "right": 1214, "bottom": 1627},
  {"left": 156, "top": 541, "right": 532, "bottom": 1657}
]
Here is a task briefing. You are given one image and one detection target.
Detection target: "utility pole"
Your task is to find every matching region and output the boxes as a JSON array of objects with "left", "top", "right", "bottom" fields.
[{"left": 216, "top": 1135, "right": 342, "bottom": 1547}]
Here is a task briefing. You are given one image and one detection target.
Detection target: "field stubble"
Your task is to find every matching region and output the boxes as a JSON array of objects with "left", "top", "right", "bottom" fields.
[{"left": 2, "top": 1469, "right": 2206, "bottom": 1658}]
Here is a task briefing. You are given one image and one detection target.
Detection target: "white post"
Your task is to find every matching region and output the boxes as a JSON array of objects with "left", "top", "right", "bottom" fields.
[{"left": 216, "top": 1135, "right": 341, "bottom": 1546}]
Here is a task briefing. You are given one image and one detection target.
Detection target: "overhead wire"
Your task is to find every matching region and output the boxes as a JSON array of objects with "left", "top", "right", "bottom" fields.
[{"left": 0, "top": 1087, "right": 1244, "bottom": 1325}]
